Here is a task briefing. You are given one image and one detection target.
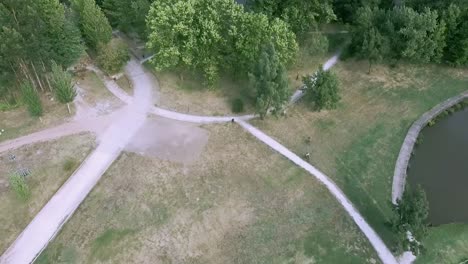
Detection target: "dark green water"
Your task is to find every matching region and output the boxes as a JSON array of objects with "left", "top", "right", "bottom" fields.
[{"left": 408, "top": 108, "right": 468, "bottom": 225}]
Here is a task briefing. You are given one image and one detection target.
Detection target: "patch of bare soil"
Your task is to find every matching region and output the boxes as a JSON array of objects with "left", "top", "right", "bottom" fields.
[{"left": 125, "top": 117, "right": 209, "bottom": 164}]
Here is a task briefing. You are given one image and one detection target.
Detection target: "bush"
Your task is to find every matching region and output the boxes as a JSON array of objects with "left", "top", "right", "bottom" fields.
[
  {"left": 9, "top": 173, "right": 31, "bottom": 201},
  {"left": 303, "top": 67, "right": 340, "bottom": 111},
  {"left": 63, "top": 158, "right": 77, "bottom": 172},
  {"left": 96, "top": 39, "right": 130, "bottom": 75},
  {"left": 231, "top": 98, "right": 244, "bottom": 113},
  {"left": 21, "top": 80, "right": 43, "bottom": 117},
  {"left": 51, "top": 61, "right": 76, "bottom": 103}
]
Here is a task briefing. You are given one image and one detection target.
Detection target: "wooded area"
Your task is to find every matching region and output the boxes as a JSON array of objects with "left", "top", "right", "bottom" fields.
[{"left": 0, "top": 0, "right": 466, "bottom": 114}]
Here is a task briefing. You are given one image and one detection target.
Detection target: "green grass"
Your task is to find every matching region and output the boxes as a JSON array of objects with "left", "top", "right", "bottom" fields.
[
  {"left": 254, "top": 56, "right": 468, "bottom": 258},
  {"left": 91, "top": 229, "right": 134, "bottom": 261},
  {"left": 415, "top": 224, "right": 468, "bottom": 264}
]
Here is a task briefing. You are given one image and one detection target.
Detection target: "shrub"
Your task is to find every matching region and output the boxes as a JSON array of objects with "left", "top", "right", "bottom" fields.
[
  {"left": 96, "top": 39, "right": 130, "bottom": 75},
  {"left": 303, "top": 67, "right": 340, "bottom": 111},
  {"left": 231, "top": 98, "right": 244, "bottom": 113},
  {"left": 51, "top": 61, "right": 76, "bottom": 103},
  {"left": 63, "top": 158, "right": 77, "bottom": 172},
  {"left": 21, "top": 80, "right": 43, "bottom": 117},
  {"left": 9, "top": 173, "right": 31, "bottom": 201}
]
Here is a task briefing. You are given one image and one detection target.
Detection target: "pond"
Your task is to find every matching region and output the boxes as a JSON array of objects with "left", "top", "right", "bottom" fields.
[{"left": 408, "top": 108, "right": 468, "bottom": 225}]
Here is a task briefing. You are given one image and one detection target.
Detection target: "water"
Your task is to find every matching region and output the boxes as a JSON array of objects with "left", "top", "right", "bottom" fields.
[{"left": 408, "top": 108, "right": 468, "bottom": 225}]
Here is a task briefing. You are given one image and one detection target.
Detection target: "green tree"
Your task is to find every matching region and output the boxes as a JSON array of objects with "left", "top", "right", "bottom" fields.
[
  {"left": 21, "top": 80, "right": 43, "bottom": 117},
  {"left": 96, "top": 39, "right": 130, "bottom": 74},
  {"left": 247, "top": 0, "right": 336, "bottom": 38},
  {"left": 0, "top": 0, "right": 84, "bottom": 79},
  {"left": 391, "top": 185, "right": 429, "bottom": 255},
  {"left": 351, "top": 6, "right": 387, "bottom": 73},
  {"left": 72, "top": 0, "right": 112, "bottom": 49},
  {"left": 250, "top": 43, "right": 290, "bottom": 119},
  {"left": 303, "top": 67, "right": 340, "bottom": 111},
  {"left": 350, "top": 6, "right": 446, "bottom": 65},
  {"left": 146, "top": 0, "right": 297, "bottom": 86},
  {"left": 442, "top": 4, "right": 468, "bottom": 66},
  {"left": 102, "top": 0, "right": 150, "bottom": 37},
  {"left": 50, "top": 61, "right": 76, "bottom": 104}
]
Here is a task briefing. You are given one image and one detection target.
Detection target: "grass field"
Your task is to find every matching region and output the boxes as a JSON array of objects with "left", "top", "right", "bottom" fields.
[
  {"left": 0, "top": 134, "right": 95, "bottom": 253},
  {"left": 0, "top": 96, "right": 72, "bottom": 143},
  {"left": 148, "top": 66, "right": 255, "bottom": 116},
  {"left": 37, "top": 124, "right": 380, "bottom": 264},
  {"left": 252, "top": 57, "right": 468, "bottom": 256}
]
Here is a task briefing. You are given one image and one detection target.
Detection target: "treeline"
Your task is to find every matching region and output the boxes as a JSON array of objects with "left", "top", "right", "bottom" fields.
[
  {"left": 347, "top": 0, "right": 468, "bottom": 68},
  {"left": 0, "top": 0, "right": 129, "bottom": 109}
]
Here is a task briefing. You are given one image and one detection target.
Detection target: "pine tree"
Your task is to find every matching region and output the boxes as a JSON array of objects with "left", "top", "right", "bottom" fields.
[
  {"left": 250, "top": 43, "right": 291, "bottom": 119},
  {"left": 72, "top": 0, "right": 112, "bottom": 49},
  {"left": 50, "top": 61, "right": 76, "bottom": 104}
]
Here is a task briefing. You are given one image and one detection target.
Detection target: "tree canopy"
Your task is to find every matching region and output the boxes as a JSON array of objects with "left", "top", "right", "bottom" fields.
[
  {"left": 350, "top": 6, "right": 446, "bottom": 64},
  {"left": 250, "top": 43, "right": 290, "bottom": 118},
  {"left": 247, "top": 0, "right": 336, "bottom": 38},
  {"left": 146, "top": 0, "right": 298, "bottom": 86},
  {"left": 102, "top": 0, "right": 150, "bottom": 37},
  {"left": 0, "top": 0, "right": 84, "bottom": 72},
  {"left": 72, "top": 0, "right": 112, "bottom": 49},
  {"left": 303, "top": 67, "right": 340, "bottom": 111}
]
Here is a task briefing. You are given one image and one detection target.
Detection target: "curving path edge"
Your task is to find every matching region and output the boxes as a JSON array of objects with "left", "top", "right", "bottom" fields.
[{"left": 392, "top": 90, "right": 468, "bottom": 204}]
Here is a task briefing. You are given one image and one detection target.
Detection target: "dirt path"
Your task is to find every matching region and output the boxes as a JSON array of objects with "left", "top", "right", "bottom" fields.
[
  {"left": 0, "top": 59, "right": 153, "bottom": 264},
  {"left": 237, "top": 120, "right": 398, "bottom": 264}
]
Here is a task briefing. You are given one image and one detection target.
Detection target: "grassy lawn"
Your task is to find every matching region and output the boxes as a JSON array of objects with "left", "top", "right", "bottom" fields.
[
  {"left": 0, "top": 134, "right": 95, "bottom": 253},
  {"left": 37, "top": 124, "right": 380, "bottom": 264},
  {"left": 252, "top": 57, "right": 468, "bottom": 255}
]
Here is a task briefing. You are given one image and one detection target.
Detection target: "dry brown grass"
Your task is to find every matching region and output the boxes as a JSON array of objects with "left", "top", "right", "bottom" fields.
[
  {"left": 39, "top": 124, "right": 379, "bottom": 264},
  {"left": 0, "top": 95, "right": 74, "bottom": 143},
  {"left": 0, "top": 134, "right": 95, "bottom": 253}
]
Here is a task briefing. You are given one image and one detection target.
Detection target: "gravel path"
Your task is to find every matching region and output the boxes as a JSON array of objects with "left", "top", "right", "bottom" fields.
[
  {"left": 0, "top": 59, "right": 152, "bottom": 264},
  {"left": 237, "top": 120, "right": 398, "bottom": 264}
]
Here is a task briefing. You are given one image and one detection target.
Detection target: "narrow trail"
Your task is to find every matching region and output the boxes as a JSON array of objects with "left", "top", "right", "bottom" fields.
[
  {"left": 237, "top": 120, "right": 398, "bottom": 264},
  {"left": 0, "top": 59, "right": 153, "bottom": 264},
  {"left": 0, "top": 115, "right": 114, "bottom": 154}
]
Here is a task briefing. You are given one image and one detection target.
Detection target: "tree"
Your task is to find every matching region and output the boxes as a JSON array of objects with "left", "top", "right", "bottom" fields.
[
  {"left": 146, "top": 0, "right": 297, "bottom": 86},
  {"left": 102, "top": 0, "right": 150, "bottom": 37},
  {"left": 72, "top": 0, "right": 112, "bottom": 49},
  {"left": 250, "top": 43, "right": 290, "bottom": 119},
  {"left": 0, "top": 0, "right": 84, "bottom": 81},
  {"left": 247, "top": 0, "right": 336, "bottom": 38},
  {"left": 21, "top": 80, "right": 43, "bottom": 117},
  {"left": 390, "top": 185, "right": 429, "bottom": 255},
  {"left": 350, "top": 6, "right": 447, "bottom": 65},
  {"left": 50, "top": 61, "right": 76, "bottom": 104},
  {"left": 96, "top": 39, "right": 130, "bottom": 74},
  {"left": 303, "top": 67, "right": 340, "bottom": 111},
  {"left": 442, "top": 4, "right": 468, "bottom": 66},
  {"left": 350, "top": 6, "right": 387, "bottom": 73}
]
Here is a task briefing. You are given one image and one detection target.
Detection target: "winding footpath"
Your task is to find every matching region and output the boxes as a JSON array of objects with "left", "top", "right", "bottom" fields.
[
  {"left": 1, "top": 54, "right": 399, "bottom": 264},
  {"left": 0, "top": 60, "right": 153, "bottom": 264},
  {"left": 238, "top": 121, "right": 398, "bottom": 264}
]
